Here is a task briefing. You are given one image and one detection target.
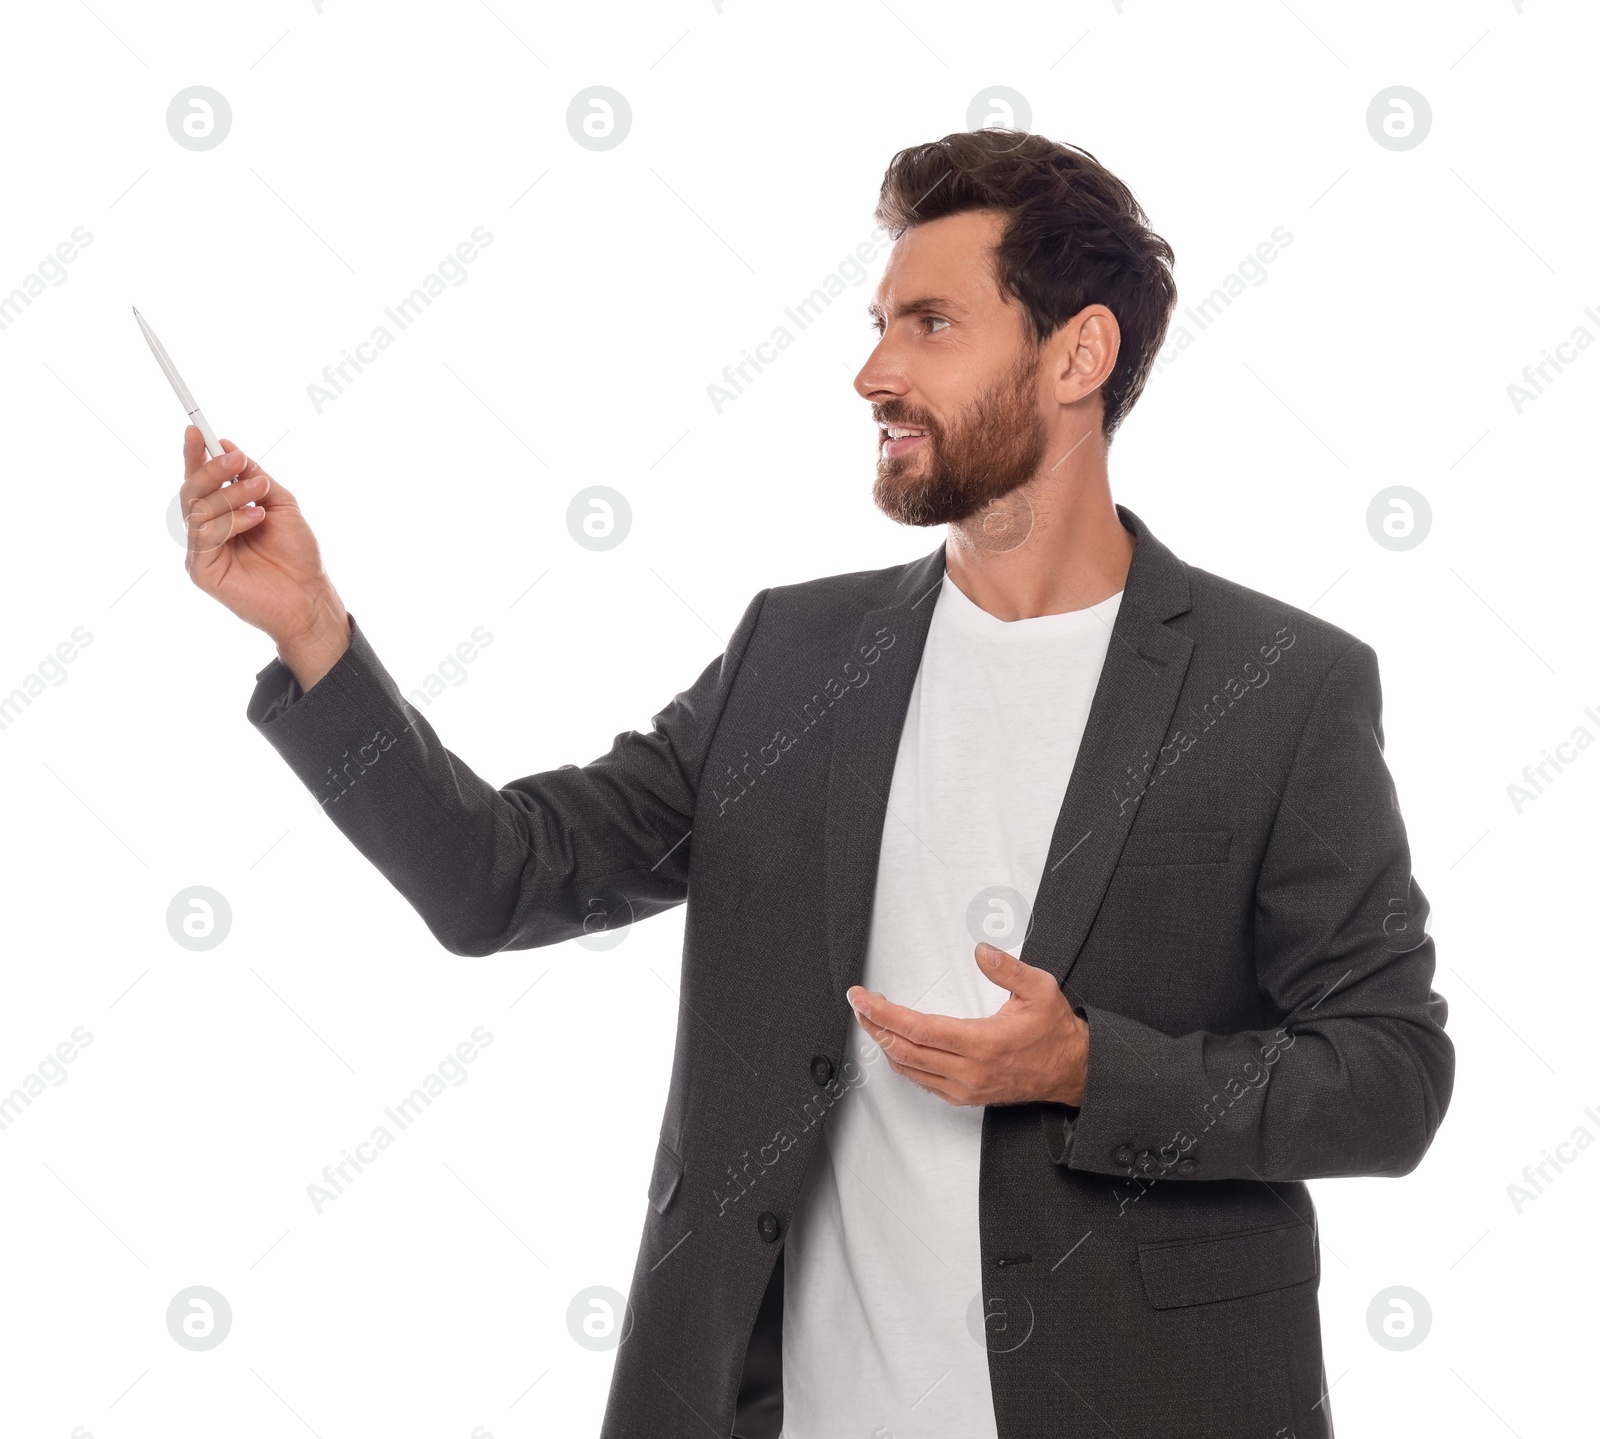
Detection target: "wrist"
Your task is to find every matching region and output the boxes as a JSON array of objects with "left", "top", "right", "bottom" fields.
[
  {"left": 275, "top": 593, "right": 350, "bottom": 692},
  {"left": 1056, "top": 1014, "right": 1089, "bottom": 1107},
  {"left": 1055, "top": 1077, "right": 1086, "bottom": 1108}
]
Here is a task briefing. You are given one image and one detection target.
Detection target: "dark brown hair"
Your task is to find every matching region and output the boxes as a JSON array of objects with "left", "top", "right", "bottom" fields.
[{"left": 874, "top": 130, "right": 1177, "bottom": 440}]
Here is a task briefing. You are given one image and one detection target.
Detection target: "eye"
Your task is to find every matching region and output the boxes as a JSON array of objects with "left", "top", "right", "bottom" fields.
[{"left": 868, "top": 316, "right": 950, "bottom": 335}]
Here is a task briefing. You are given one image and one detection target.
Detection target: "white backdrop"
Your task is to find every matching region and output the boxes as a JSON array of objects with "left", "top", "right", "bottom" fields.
[{"left": 1, "top": 1, "right": 1592, "bottom": 1435}]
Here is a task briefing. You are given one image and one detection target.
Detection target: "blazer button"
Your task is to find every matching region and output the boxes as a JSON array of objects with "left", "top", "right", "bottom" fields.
[
  {"left": 810, "top": 1054, "right": 833, "bottom": 1086},
  {"left": 756, "top": 1211, "right": 782, "bottom": 1243},
  {"left": 1176, "top": 1157, "right": 1199, "bottom": 1176},
  {"left": 1112, "top": 1144, "right": 1137, "bottom": 1167}
]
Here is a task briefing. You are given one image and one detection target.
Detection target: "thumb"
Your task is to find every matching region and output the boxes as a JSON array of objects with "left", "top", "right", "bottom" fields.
[{"left": 975, "top": 941, "right": 1041, "bottom": 996}]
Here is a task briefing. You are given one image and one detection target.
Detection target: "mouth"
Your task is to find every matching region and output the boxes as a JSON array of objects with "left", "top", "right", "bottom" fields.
[{"left": 879, "top": 423, "right": 930, "bottom": 460}]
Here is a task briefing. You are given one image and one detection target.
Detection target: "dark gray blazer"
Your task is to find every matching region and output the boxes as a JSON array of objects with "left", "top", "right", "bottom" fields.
[{"left": 247, "top": 505, "right": 1453, "bottom": 1439}]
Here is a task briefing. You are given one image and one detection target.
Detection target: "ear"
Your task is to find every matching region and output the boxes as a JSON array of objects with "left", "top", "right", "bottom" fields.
[{"left": 1046, "top": 304, "right": 1121, "bottom": 410}]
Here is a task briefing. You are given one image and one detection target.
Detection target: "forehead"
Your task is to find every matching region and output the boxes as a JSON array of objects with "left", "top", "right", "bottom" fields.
[{"left": 868, "top": 208, "right": 1010, "bottom": 320}]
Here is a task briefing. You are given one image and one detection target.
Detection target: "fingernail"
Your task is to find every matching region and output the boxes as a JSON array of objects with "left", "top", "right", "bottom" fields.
[{"left": 227, "top": 450, "right": 247, "bottom": 467}]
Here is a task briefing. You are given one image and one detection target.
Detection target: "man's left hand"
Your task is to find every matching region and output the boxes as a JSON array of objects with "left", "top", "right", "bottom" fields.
[{"left": 847, "top": 942, "right": 1089, "bottom": 1107}]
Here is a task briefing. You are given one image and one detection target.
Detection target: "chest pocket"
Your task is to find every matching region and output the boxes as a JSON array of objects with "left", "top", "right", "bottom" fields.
[{"left": 1119, "top": 828, "right": 1232, "bottom": 867}]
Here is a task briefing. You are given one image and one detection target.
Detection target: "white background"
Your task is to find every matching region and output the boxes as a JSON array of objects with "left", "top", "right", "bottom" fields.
[{"left": 0, "top": 1, "right": 1591, "bottom": 1435}]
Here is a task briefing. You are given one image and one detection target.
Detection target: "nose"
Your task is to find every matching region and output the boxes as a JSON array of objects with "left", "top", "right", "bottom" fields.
[{"left": 854, "top": 335, "right": 907, "bottom": 405}]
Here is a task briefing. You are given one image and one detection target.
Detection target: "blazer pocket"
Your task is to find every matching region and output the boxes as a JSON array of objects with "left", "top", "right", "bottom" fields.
[
  {"left": 648, "top": 1138, "right": 684, "bottom": 1216},
  {"left": 1120, "top": 827, "right": 1232, "bottom": 867},
  {"left": 1137, "top": 1219, "right": 1316, "bottom": 1310}
]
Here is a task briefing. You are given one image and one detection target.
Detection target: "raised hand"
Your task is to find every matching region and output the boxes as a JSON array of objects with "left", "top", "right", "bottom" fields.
[{"left": 179, "top": 425, "right": 350, "bottom": 688}]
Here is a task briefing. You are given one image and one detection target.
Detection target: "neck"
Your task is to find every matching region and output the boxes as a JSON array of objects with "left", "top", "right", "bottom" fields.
[{"left": 941, "top": 439, "right": 1133, "bottom": 621}]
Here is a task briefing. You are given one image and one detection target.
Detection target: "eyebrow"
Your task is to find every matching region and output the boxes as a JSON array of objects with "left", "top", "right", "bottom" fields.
[{"left": 866, "top": 295, "right": 965, "bottom": 323}]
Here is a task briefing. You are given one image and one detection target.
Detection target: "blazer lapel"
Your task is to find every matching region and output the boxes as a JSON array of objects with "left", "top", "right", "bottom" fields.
[
  {"left": 1026, "top": 506, "right": 1194, "bottom": 994},
  {"left": 822, "top": 547, "right": 945, "bottom": 1004},
  {"left": 820, "top": 504, "right": 1194, "bottom": 1005}
]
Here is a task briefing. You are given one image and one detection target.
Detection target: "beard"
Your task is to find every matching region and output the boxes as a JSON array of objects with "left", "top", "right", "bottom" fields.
[{"left": 872, "top": 345, "right": 1048, "bottom": 528}]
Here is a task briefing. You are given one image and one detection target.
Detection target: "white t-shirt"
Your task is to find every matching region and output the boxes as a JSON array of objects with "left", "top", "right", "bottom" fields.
[{"left": 779, "top": 569, "right": 1123, "bottom": 1439}]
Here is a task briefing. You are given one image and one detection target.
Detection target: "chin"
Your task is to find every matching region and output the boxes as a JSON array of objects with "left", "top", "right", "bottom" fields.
[
  {"left": 873, "top": 468, "right": 921, "bottom": 522},
  {"left": 873, "top": 473, "right": 965, "bottom": 529}
]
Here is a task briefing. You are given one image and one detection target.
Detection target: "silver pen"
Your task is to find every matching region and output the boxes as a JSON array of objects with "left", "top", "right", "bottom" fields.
[{"left": 133, "top": 306, "right": 231, "bottom": 471}]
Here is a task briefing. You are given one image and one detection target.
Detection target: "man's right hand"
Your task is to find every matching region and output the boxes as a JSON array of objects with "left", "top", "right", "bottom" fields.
[{"left": 181, "top": 424, "right": 350, "bottom": 691}]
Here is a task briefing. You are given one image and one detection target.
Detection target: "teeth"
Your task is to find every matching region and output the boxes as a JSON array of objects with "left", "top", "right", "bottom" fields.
[{"left": 885, "top": 427, "right": 927, "bottom": 439}]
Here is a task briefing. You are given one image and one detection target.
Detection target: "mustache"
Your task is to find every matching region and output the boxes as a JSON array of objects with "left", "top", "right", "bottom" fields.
[{"left": 873, "top": 405, "right": 939, "bottom": 430}]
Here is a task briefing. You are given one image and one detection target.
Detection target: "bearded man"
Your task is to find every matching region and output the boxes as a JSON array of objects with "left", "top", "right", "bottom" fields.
[{"left": 186, "top": 129, "right": 1453, "bottom": 1438}]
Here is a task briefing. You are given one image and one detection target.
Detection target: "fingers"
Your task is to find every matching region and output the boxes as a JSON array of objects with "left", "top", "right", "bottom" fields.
[
  {"left": 184, "top": 448, "right": 258, "bottom": 556},
  {"left": 182, "top": 422, "right": 207, "bottom": 479},
  {"left": 217, "top": 437, "right": 274, "bottom": 495},
  {"left": 188, "top": 485, "right": 267, "bottom": 554},
  {"left": 888, "top": 1060, "right": 964, "bottom": 1105},
  {"left": 844, "top": 951, "right": 1047, "bottom": 1055},
  {"left": 188, "top": 454, "right": 259, "bottom": 521},
  {"left": 859, "top": 1015, "right": 972, "bottom": 1086},
  {"left": 849, "top": 989, "right": 976, "bottom": 1055},
  {"left": 866, "top": 1022, "right": 970, "bottom": 1102},
  {"left": 180, "top": 431, "right": 250, "bottom": 511},
  {"left": 179, "top": 429, "right": 288, "bottom": 512}
]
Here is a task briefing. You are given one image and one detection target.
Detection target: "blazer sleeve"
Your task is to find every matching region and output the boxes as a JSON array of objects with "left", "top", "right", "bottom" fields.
[
  {"left": 245, "top": 590, "right": 769, "bottom": 956},
  {"left": 1044, "top": 639, "right": 1455, "bottom": 1183}
]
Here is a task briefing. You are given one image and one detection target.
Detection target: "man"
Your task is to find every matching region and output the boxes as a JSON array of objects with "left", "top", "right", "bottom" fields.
[{"left": 186, "top": 130, "right": 1453, "bottom": 1438}]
